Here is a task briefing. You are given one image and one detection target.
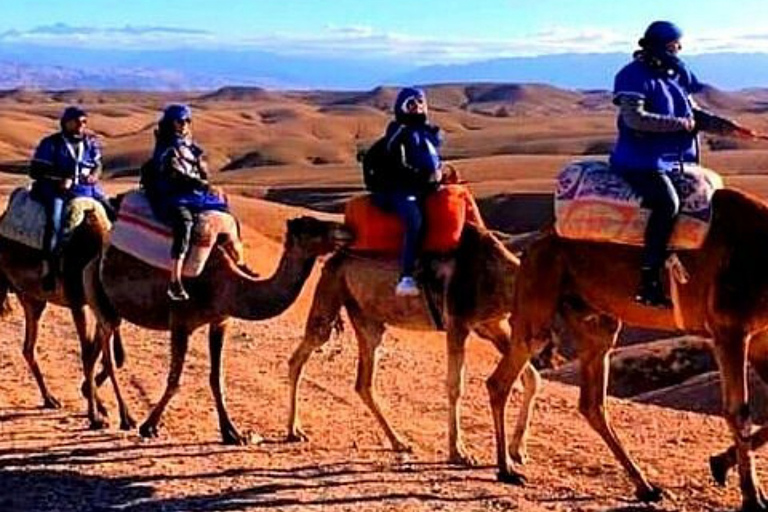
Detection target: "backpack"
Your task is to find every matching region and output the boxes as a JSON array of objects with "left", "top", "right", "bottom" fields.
[
  {"left": 139, "top": 158, "right": 158, "bottom": 190},
  {"left": 361, "top": 136, "right": 399, "bottom": 192}
]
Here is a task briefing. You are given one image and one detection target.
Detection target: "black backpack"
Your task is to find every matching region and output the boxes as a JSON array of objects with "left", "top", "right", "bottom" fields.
[
  {"left": 139, "top": 158, "right": 158, "bottom": 190},
  {"left": 361, "top": 136, "right": 400, "bottom": 192}
]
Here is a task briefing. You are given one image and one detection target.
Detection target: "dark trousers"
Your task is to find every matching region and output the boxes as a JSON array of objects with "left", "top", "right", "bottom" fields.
[
  {"left": 622, "top": 170, "right": 681, "bottom": 270},
  {"left": 372, "top": 192, "right": 424, "bottom": 278},
  {"left": 169, "top": 206, "right": 195, "bottom": 259}
]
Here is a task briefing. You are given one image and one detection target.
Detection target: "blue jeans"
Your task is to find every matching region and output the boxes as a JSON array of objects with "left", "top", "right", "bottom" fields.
[
  {"left": 30, "top": 179, "right": 66, "bottom": 255},
  {"left": 622, "top": 170, "right": 682, "bottom": 270},
  {"left": 372, "top": 192, "right": 424, "bottom": 278}
]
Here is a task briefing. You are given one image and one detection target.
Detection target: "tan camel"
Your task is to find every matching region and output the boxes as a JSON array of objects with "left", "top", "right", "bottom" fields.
[
  {"left": 83, "top": 216, "right": 351, "bottom": 444},
  {"left": 0, "top": 205, "right": 120, "bottom": 420},
  {"left": 502, "top": 187, "right": 768, "bottom": 510},
  {"left": 287, "top": 223, "right": 583, "bottom": 469}
]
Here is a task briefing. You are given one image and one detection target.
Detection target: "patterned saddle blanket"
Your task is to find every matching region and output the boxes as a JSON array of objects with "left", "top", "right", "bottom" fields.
[
  {"left": 0, "top": 187, "right": 110, "bottom": 250},
  {"left": 555, "top": 161, "right": 723, "bottom": 249},
  {"left": 108, "top": 190, "right": 242, "bottom": 277}
]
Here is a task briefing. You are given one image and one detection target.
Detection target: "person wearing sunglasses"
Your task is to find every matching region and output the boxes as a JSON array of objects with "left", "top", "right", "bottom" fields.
[
  {"left": 372, "top": 87, "right": 443, "bottom": 297},
  {"left": 29, "top": 106, "right": 112, "bottom": 290},
  {"left": 145, "top": 104, "right": 229, "bottom": 301},
  {"left": 610, "top": 21, "right": 757, "bottom": 308}
]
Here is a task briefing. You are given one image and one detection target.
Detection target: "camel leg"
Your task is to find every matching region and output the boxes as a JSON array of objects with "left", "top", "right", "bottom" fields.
[
  {"left": 71, "top": 305, "right": 110, "bottom": 419},
  {"left": 95, "top": 323, "right": 135, "bottom": 431},
  {"left": 486, "top": 339, "right": 531, "bottom": 485},
  {"left": 446, "top": 322, "right": 473, "bottom": 465},
  {"left": 509, "top": 364, "right": 540, "bottom": 465},
  {"left": 139, "top": 326, "right": 190, "bottom": 439},
  {"left": 209, "top": 320, "right": 252, "bottom": 445},
  {"left": 577, "top": 341, "right": 662, "bottom": 502},
  {"left": 347, "top": 305, "right": 411, "bottom": 452},
  {"left": 711, "top": 330, "right": 766, "bottom": 511},
  {"left": 286, "top": 264, "right": 344, "bottom": 442},
  {"left": 710, "top": 342, "right": 768, "bottom": 487},
  {"left": 475, "top": 319, "right": 541, "bottom": 465},
  {"left": 19, "top": 296, "right": 60, "bottom": 409}
]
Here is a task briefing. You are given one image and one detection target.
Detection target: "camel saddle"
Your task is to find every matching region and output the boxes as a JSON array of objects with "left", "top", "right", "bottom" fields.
[
  {"left": 0, "top": 187, "right": 110, "bottom": 251},
  {"left": 555, "top": 160, "right": 723, "bottom": 250},
  {"left": 108, "top": 190, "right": 243, "bottom": 277}
]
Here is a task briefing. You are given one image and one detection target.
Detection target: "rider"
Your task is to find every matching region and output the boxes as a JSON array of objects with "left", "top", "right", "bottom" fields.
[
  {"left": 610, "top": 21, "right": 756, "bottom": 308},
  {"left": 29, "top": 106, "right": 113, "bottom": 290},
  {"left": 144, "top": 104, "right": 229, "bottom": 301},
  {"left": 372, "top": 87, "right": 443, "bottom": 297}
]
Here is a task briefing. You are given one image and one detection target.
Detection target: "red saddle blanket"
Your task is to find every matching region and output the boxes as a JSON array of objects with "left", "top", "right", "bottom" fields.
[{"left": 344, "top": 184, "right": 484, "bottom": 254}]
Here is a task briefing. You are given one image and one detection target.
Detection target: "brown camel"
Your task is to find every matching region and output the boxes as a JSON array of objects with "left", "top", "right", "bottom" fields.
[
  {"left": 83, "top": 215, "right": 351, "bottom": 444},
  {"left": 287, "top": 223, "right": 579, "bottom": 468},
  {"left": 502, "top": 187, "right": 768, "bottom": 510},
  {"left": 0, "top": 201, "right": 119, "bottom": 419}
]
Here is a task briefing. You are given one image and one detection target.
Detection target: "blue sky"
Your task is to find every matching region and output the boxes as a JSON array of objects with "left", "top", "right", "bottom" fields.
[{"left": 3, "top": 1, "right": 768, "bottom": 63}]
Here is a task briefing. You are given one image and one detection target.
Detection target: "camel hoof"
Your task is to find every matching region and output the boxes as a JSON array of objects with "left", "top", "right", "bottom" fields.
[
  {"left": 509, "top": 449, "right": 528, "bottom": 466},
  {"left": 636, "top": 484, "right": 664, "bottom": 503},
  {"left": 139, "top": 423, "right": 159, "bottom": 439},
  {"left": 497, "top": 470, "right": 526, "bottom": 486},
  {"left": 393, "top": 441, "right": 413, "bottom": 454},
  {"left": 42, "top": 396, "right": 62, "bottom": 409},
  {"left": 286, "top": 428, "right": 309, "bottom": 443},
  {"left": 448, "top": 452, "right": 478, "bottom": 467},
  {"left": 222, "top": 427, "right": 261, "bottom": 446},
  {"left": 710, "top": 454, "right": 729, "bottom": 487},
  {"left": 120, "top": 415, "right": 137, "bottom": 431},
  {"left": 89, "top": 417, "right": 109, "bottom": 430}
]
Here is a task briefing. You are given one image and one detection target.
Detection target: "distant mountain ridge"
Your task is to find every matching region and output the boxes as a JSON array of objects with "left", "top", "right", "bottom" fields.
[{"left": 6, "top": 44, "right": 768, "bottom": 90}]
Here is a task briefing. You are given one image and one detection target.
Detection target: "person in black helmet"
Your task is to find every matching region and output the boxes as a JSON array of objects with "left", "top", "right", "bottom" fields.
[{"left": 610, "top": 21, "right": 758, "bottom": 308}]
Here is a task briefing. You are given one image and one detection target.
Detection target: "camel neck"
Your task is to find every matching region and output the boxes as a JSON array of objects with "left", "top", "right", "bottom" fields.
[{"left": 222, "top": 244, "right": 316, "bottom": 321}]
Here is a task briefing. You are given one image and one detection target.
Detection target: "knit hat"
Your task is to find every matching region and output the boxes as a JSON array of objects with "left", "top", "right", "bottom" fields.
[
  {"left": 639, "top": 21, "right": 683, "bottom": 50},
  {"left": 60, "top": 106, "right": 87, "bottom": 128},
  {"left": 161, "top": 104, "right": 192, "bottom": 124}
]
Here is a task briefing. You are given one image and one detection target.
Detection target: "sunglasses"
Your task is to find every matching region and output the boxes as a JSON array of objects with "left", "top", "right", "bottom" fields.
[
  {"left": 403, "top": 97, "right": 426, "bottom": 111},
  {"left": 175, "top": 118, "right": 192, "bottom": 125}
]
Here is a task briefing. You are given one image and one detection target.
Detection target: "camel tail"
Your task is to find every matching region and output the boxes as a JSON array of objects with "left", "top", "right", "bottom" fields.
[
  {"left": 112, "top": 328, "right": 126, "bottom": 369},
  {"left": 0, "top": 275, "right": 13, "bottom": 319}
]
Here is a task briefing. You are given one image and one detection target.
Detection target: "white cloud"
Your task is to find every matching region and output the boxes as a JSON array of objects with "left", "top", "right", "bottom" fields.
[{"left": 4, "top": 23, "right": 768, "bottom": 61}]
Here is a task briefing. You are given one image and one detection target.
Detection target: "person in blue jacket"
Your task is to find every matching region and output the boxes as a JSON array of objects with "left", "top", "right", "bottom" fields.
[
  {"left": 29, "top": 106, "right": 113, "bottom": 290},
  {"left": 145, "top": 104, "right": 229, "bottom": 301},
  {"left": 610, "top": 21, "right": 757, "bottom": 308},
  {"left": 372, "top": 87, "right": 442, "bottom": 297}
]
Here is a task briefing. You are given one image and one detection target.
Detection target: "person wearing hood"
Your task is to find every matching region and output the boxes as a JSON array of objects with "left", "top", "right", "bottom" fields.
[
  {"left": 610, "top": 21, "right": 758, "bottom": 308},
  {"left": 29, "top": 106, "right": 112, "bottom": 290},
  {"left": 145, "top": 104, "right": 229, "bottom": 302},
  {"left": 372, "top": 87, "right": 443, "bottom": 297}
]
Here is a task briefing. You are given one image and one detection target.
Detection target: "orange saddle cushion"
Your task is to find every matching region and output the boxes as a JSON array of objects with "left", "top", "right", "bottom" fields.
[{"left": 344, "top": 184, "right": 484, "bottom": 254}]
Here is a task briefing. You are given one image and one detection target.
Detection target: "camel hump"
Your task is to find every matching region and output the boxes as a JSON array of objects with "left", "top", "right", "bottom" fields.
[
  {"left": 554, "top": 160, "right": 722, "bottom": 250},
  {"left": 109, "top": 189, "right": 241, "bottom": 277},
  {"left": 344, "top": 184, "right": 484, "bottom": 255}
]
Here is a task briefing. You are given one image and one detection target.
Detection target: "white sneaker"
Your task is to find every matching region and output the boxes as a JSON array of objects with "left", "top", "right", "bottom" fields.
[{"left": 395, "top": 276, "right": 420, "bottom": 297}]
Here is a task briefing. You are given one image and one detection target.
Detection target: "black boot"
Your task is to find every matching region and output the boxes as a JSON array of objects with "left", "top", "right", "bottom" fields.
[{"left": 635, "top": 266, "right": 672, "bottom": 309}]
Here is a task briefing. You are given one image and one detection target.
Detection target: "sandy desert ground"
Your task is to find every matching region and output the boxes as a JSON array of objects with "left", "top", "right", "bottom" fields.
[{"left": 2, "top": 85, "right": 768, "bottom": 511}]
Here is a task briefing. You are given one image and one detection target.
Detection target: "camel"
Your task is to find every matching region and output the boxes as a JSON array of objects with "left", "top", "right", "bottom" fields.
[
  {"left": 286, "top": 223, "right": 590, "bottom": 468},
  {"left": 82, "top": 215, "right": 351, "bottom": 444},
  {"left": 501, "top": 187, "right": 768, "bottom": 510},
  {"left": 0, "top": 199, "right": 119, "bottom": 419}
]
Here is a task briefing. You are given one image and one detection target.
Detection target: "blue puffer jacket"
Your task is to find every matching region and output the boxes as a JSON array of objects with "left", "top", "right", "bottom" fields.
[
  {"left": 610, "top": 57, "right": 703, "bottom": 173},
  {"left": 147, "top": 136, "right": 228, "bottom": 220}
]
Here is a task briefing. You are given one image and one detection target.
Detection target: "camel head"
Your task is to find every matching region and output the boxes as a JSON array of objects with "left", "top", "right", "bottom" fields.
[{"left": 284, "top": 216, "right": 352, "bottom": 256}]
